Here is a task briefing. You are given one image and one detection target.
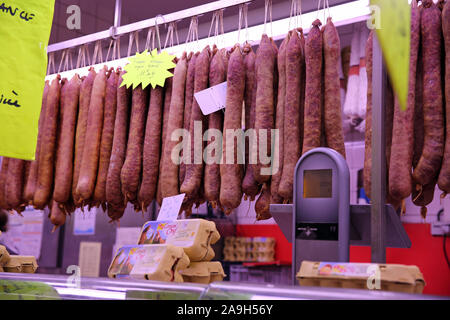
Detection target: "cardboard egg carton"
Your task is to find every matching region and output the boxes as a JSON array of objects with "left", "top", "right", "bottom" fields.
[
  {"left": 3, "top": 256, "right": 38, "bottom": 273},
  {"left": 297, "top": 261, "right": 425, "bottom": 294},
  {"left": 251, "top": 237, "right": 276, "bottom": 252},
  {"left": 180, "top": 261, "right": 226, "bottom": 284},
  {"left": 108, "top": 244, "right": 190, "bottom": 282},
  {"left": 0, "top": 245, "right": 10, "bottom": 267},
  {"left": 254, "top": 251, "right": 275, "bottom": 262},
  {"left": 223, "top": 237, "right": 277, "bottom": 262},
  {"left": 138, "top": 219, "right": 220, "bottom": 262}
]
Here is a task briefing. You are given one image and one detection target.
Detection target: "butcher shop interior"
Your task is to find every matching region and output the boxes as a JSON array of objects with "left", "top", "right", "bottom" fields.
[{"left": 0, "top": 0, "right": 449, "bottom": 302}]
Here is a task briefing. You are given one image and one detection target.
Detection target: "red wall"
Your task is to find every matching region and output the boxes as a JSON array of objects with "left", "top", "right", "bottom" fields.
[{"left": 236, "top": 223, "right": 450, "bottom": 297}]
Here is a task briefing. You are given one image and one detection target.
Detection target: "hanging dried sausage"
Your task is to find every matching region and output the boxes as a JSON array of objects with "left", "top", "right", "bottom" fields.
[
  {"left": 76, "top": 67, "right": 107, "bottom": 201},
  {"left": 106, "top": 70, "right": 131, "bottom": 217},
  {"left": 120, "top": 83, "right": 149, "bottom": 203},
  {"left": 161, "top": 53, "right": 188, "bottom": 199},
  {"left": 24, "top": 81, "right": 49, "bottom": 204},
  {"left": 138, "top": 85, "right": 164, "bottom": 212},
  {"left": 204, "top": 49, "right": 226, "bottom": 207},
  {"left": 72, "top": 69, "right": 96, "bottom": 207},
  {"left": 92, "top": 69, "right": 119, "bottom": 208},
  {"left": 271, "top": 33, "right": 289, "bottom": 203},
  {"left": 219, "top": 45, "right": 245, "bottom": 214},
  {"left": 54, "top": 75, "right": 81, "bottom": 204},
  {"left": 253, "top": 34, "right": 277, "bottom": 184},
  {"left": 180, "top": 46, "right": 210, "bottom": 200},
  {"left": 302, "top": 20, "right": 323, "bottom": 155},
  {"left": 242, "top": 44, "right": 261, "bottom": 201},
  {"left": 412, "top": 0, "right": 444, "bottom": 187},
  {"left": 323, "top": 18, "right": 346, "bottom": 158},
  {"left": 438, "top": 0, "right": 450, "bottom": 197},
  {"left": 34, "top": 76, "right": 61, "bottom": 209}
]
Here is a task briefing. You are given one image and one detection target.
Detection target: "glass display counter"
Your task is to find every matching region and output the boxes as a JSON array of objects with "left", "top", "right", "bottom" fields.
[{"left": 0, "top": 272, "right": 445, "bottom": 300}]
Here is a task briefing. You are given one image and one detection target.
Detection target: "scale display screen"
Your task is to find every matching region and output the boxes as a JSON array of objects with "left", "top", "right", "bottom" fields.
[{"left": 303, "top": 169, "right": 332, "bottom": 198}]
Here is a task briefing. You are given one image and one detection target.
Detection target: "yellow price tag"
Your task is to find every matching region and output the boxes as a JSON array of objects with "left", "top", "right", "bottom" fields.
[
  {"left": 370, "top": 0, "right": 411, "bottom": 111},
  {"left": 0, "top": 0, "right": 55, "bottom": 160},
  {"left": 121, "top": 49, "right": 176, "bottom": 90}
]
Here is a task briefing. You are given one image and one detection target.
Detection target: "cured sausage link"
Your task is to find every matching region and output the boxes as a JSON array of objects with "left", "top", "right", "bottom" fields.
[
  {"left": 93, "top": 69, "right": 119, "bottom": 208},
  {"left": 323, "top": 18, "right": 346, "bottom": 158},
  {"left": 302, "top": 20, "right": 323, "bottom": 155},
  {"left": 121, "top": 84, "right": 149, "bottom": 203},
  {"left": 76, "top": 67, "right": 108, "bottom": 201},
  {"left": 54, "top": 75, "right": 81, "bottom": 205},
  {"left": 24, "top": 81, "right": 49, "bottom": 204},
  {"left": 438, "top": 1, "right": 450, "bottom": 197},
  {"left": 389, "top": 5, "right": 420, "bottom": 201},
  {"left": 34, "top": 76, "right": 61, "bottom": 209},
  {"left": 106, "top": 71, "right": 130, "bottom": 219},
  {"left": 161, "top": 53, "right": 188, "bottom": 199},
  {"left": 138, "top": 85, "right": 164, "bottom": 212},
  {"left": 253, "top": 34, "right": 277, "bottom": 184},
  {"left": 72, "top": 69, "right": 96, "bottom": 207},
  {"left": 204, "top": 49, "right": 226, "bottom": 207},
  {"left": 242, "top": 45, "right": 260, "bottom": 201},
  {"left": 219, "top": 45, "right": 245, "bottom": 215},
  {"left": 412, "top": 0, "right": 444, "bottom": 187}
]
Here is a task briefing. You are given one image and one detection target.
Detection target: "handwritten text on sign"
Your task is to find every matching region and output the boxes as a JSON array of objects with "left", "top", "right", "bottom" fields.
[
  {"left": 157, "top": 194, "right": 185, "bottom": 222},
  {"left": 0, "top": 90, "right": 21, "bottom": 108},
  {"left": 0, "top": 0, "right": 55, "bottom": 160},
  {"left": 0, "top": 3, "right": 35, "bottom": 22},
  {"left": 121, "top": 49, "right": 176, "bottom": 90}
]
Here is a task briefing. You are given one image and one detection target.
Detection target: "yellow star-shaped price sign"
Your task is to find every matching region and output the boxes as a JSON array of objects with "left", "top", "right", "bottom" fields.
[
  {"left": 121, "top": 49, "right": 176, "bottom": 90},
  {"left": 370, "top": 0, "right": 411, "bottom": 111}
]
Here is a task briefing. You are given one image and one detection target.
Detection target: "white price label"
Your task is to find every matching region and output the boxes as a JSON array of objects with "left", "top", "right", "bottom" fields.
[
  {"left": 194, "top": 81, "right": 227, "bottom": 115},
  {"left": 157, "top": 193, "right": 186, "bottom": 221}
]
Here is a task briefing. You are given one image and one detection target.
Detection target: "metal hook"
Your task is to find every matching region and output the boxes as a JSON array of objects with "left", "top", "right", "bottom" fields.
[
  {"left": 154, "top": 14, "right": 165, "bottom": 52},
  {"left": 109, "top": 25, "right": 119, "bottom": 40},
  {"left": 154, "top": 14, "right": 166, "bottom": 28}
]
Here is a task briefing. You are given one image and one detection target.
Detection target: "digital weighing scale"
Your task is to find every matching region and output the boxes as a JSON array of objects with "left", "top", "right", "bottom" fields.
[{"left": 270, "top": 148, "right": 411, "bottom": 285}]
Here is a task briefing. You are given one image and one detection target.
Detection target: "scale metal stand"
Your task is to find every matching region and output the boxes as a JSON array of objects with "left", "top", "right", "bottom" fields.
[{"left": 269, "top": 148, "right": 411, "bottom": 285}]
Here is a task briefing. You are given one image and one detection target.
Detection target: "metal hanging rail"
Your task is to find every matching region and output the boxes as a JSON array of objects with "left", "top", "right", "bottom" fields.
[
  {"left": 47, "top": 0, "right": 252, "bottom": 53},
  {"left": 46, "top": 0, "right": 371, "bottom": 79}
]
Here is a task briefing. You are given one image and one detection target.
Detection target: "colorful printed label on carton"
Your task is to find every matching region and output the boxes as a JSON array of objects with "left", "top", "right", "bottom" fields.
[
  {"left": 131, "top": 246, "right": 166, "bottom": 276},
  {"left": 139, "top": 221, "right": 172, "bottom": 244},
  {"left": 109, "top": 245, "right": 167, "bottom": 279},
  {"left": 317, "top": 262, "right": 378, "bottom": 277},
  {"left": 138, "top": 220, "right": 200, "bottom": 248},
  {"left": 109, "top": 246, "right": 138, "bottom": 277},
  {"left": 167, "top": 220, "right": 200, "bottom": 248}
]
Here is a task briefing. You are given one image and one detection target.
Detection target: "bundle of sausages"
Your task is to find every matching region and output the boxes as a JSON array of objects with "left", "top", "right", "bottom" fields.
[
  {"left": 0, "top": 21, "right": 348, "bottom": 226},
  {"left": 9, "top": 3, "right": 449, "bottom": 227},
  {"left": 364, "top": 0, "right": 449, "bottom": 218}
]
